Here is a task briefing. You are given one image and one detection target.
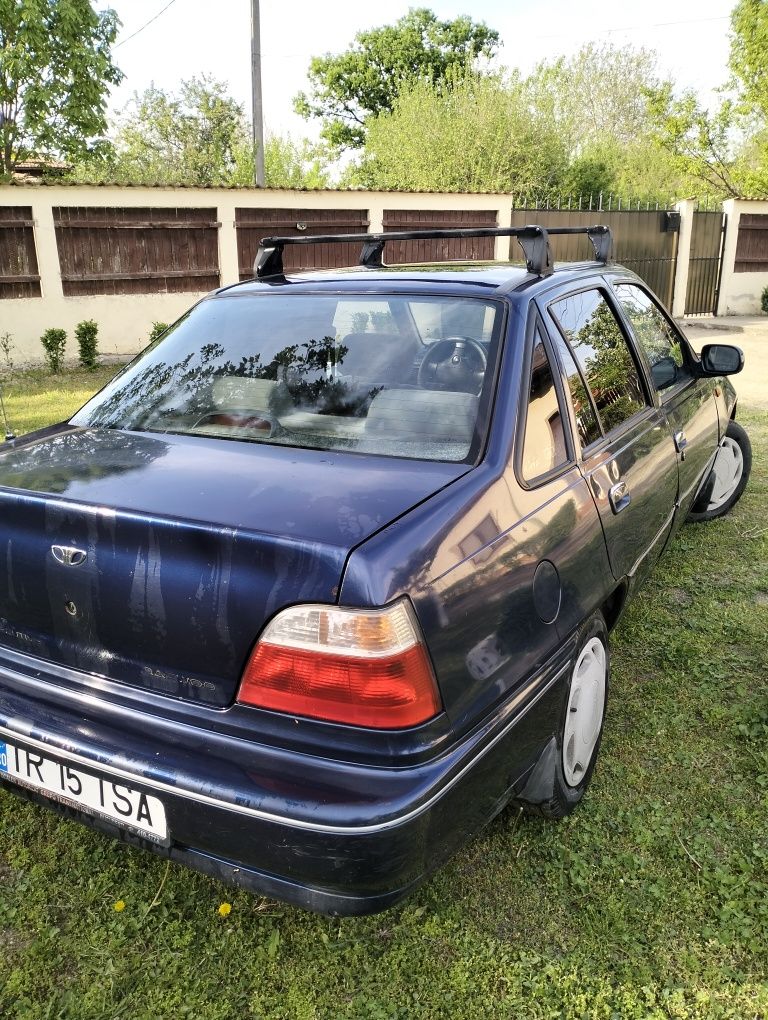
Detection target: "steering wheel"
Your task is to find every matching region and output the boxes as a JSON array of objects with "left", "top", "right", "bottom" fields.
[{"left": 417, "top": 337, "right": 488, "bottom": 395}]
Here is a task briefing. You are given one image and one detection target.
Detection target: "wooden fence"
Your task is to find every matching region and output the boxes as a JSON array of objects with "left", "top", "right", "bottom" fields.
[
  {"left": 734, "top": 213, "right": 768, "bottom": 273},
  {"left": 52, "top": 206, "right": 221, "bottom": 297},
  {"left": 0, "top": 205, "right": 40, "bottom": 299}
]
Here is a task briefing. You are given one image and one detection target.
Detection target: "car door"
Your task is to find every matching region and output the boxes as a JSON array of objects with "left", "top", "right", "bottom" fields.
[
  {"left": 541, "top": 285, "right": 679, "bottom": 585},
  {"left": 609, "top": 279, "right": 721, "bottom": 520}
]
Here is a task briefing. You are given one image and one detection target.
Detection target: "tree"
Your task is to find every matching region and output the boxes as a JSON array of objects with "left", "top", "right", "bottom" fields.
[
  {"left": 96, "top": 76, "right": 250, "bottom": 186},
  {"left": 524, "top": 43, "right": 681, "bottom": 200},
  {"left": 71, "top": 77, "right": 330, "bottom": 189},
  {"left": 262, "top": 135, "right": 330, "bottom": 190},
  {"left": 0, "top": 0, "right": 122, "bottom": 177},
  {"left": 349, "top": 72, "right": 567, "bottom": 196},
  {"left": 294, "top": 7, "right": 500, "bottom": 149},
  {"left": 729, "top": 0, "right": 768, "bottom": 120}
]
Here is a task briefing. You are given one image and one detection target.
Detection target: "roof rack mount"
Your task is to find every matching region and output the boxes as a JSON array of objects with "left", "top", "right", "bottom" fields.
[{"left": 253, "top": 224, "right": 614, "bottom": 280}]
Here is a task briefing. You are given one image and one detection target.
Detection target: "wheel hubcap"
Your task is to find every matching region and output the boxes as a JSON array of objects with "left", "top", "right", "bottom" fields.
[
  {"left": 707, "top": 437, "right": 744, "bottom": 511},
  {"left": 563, "top": 637, "right": 606, "bottom": 788}
]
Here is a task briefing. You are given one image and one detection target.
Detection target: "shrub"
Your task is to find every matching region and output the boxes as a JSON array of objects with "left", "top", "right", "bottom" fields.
[
  {"left": 0, "top": 331, "right": 14, "bottom": 370},
  {"left": 75, "top": 319, "right": 99, "bottom": 370},
  {"left": 148, "top": 321, "right": 170, "bottom": 343},
  {"left": 40, "top": 328, "right": 67, "bottom": 373},
  {"left": 761, "top": 285, "right": 768, "bottom": 314}
]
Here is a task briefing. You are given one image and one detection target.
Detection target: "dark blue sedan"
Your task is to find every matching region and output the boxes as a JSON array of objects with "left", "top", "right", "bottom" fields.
[{"left": 0, "top": 226, "right": 750, "bottom": 914}]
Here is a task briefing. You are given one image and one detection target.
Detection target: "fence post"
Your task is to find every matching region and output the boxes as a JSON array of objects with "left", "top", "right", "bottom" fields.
[
  {"left": 671, "top": 198, "right": 696, "bottom": 317},
  {"left": 30, "top": 194, "right": 63, "bottom": 300}
]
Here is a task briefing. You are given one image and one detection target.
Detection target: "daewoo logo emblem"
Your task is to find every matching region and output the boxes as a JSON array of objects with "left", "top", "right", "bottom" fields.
[{"left": 51, "top": 545, "right": 87, "bottom": 567}]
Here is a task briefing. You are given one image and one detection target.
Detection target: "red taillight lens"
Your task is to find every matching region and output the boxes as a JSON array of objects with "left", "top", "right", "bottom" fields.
[{"left": 237, "top": 600, "right": 441, "bottom": 729}]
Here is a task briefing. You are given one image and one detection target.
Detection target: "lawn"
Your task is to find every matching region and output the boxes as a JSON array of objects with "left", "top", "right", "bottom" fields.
[{"left": 0, "top": 369, "right": 766, "bottom": 1020}]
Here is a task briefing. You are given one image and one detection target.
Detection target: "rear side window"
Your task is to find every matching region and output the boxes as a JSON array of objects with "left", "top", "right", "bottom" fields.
[
  {"left": 549, "top": 328, "right": 601, "bottom": 449},
  {"left": 521, "top": 327, "right": 569, "bottom": 482},
  {"left": 613, "top": 283, "right": 689, "bottom": 393},
  {"left": 550, "top": 289, "right": 648, "bottom": 434}
]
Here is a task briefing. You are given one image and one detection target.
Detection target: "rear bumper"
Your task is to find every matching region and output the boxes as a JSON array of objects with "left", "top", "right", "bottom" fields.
[{"left": 0, "top": 655, "right": 569, "bottom": 915}]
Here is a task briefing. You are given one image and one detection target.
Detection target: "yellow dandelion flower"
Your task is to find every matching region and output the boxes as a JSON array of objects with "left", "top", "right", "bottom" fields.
[
  {"left": 113, "top": 899, "right": 126, "bottom": 912},
  {"left": 218, "top": 902, "right": 232, "bottom": 917}
]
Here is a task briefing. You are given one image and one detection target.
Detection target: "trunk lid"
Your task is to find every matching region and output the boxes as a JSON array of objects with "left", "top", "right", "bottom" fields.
[{"left": 0, "top": 426, "right": 464, "bottom": 707}]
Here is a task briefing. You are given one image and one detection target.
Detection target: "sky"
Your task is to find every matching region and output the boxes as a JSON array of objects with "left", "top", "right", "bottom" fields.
[{"left": 100, "top": 0, "right": 736, "bottom": 139}]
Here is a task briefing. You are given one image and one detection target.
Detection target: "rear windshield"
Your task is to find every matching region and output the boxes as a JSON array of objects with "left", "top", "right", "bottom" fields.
[{"left": 71, "top": 292, "right": 504, "bottom": 463}]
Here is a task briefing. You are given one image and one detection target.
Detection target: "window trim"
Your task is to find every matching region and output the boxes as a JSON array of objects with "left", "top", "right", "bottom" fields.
[
  {"left": 544, "top": 284, "right": 654, "bottom": 450},
  {"left": 513, "top": 308, "right": 576, "bottom": 491}
]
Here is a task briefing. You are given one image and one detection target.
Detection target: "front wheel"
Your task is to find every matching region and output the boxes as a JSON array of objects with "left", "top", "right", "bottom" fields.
[
  {"left": 688, "top": 419, "right": 752, "bottom": 523},
  {"left": 515, "top": 614, "right": 609, "bottom": 819}
]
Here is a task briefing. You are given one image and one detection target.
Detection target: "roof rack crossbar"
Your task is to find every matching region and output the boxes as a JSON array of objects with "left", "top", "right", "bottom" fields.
[{"left": 252, "top": 224, "right": 613, "bottom": 279}]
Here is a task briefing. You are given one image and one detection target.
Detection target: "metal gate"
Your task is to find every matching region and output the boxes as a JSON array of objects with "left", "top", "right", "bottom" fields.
[
  {"left": 509, "top": 208, "right": 679, "bottom": 308},
  {"left": 685, "top": 211, "right": 726, "bottom": 315}
]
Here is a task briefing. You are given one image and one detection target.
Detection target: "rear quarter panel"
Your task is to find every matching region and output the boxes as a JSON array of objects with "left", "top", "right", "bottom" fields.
[{"left": 340, "top": 296, "right": 614, "bottom": 738}]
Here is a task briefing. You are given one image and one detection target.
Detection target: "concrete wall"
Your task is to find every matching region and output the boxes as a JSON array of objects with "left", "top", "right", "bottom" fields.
[
  {"left": 0, "top": 185, "right": 514, "bottom": 363},
  {"left": 718, "top": 198, "right": 768, "bottom": 316}
]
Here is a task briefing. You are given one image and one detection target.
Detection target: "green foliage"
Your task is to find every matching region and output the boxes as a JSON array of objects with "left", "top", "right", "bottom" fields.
[
  {"left": 39, "top": 328, "right": 67, "bottom": 373},
  {"left": 148, "top": 322, "right": 169, "bottom": 344},
  {"left": 729, "top": 0, "right": 768, "bottom": 120},
  {"left": 70, "top": 77, "right": 329, "bottom": 189},
  {"left": 350, "top": 43, "right": 681, "bottom": 201},
  {"left": 761, "top": 285, "right": 768, "bottom": 313},
  {"left": 294, "top": 7, "right": 499, "bottom": 149},
  {"left": 350, "top": 72, "right": 568, "bottom": 195},
  {"left": 0, "top": 0, "right": 122, "bottom": 176},
  {"left": 262, "top": 135, "right": 330, "bottom": 190},
  {"left": 74, "top": 319, "right": 98, "bottom": 370},
  {"left": 73, "top": 76, "right": 248, "bottom": 187}
]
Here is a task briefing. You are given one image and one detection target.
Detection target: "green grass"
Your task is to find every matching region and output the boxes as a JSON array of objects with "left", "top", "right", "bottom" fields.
[
  {"left": 1, "top": 369, "right": 766, "bottom": 1019},
  {"left": 1, "top": 364, "right": 123, "bottom": 436}
]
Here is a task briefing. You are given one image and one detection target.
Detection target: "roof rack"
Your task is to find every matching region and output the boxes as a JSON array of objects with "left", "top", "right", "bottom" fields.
[{"left": 253, "top": 224, "right": 613, "bottom": 280}]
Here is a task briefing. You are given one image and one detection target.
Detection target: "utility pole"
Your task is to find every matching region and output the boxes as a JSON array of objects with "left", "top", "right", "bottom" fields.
[{"left": 251, "top": 0, "right": 265, "bottom": 187}]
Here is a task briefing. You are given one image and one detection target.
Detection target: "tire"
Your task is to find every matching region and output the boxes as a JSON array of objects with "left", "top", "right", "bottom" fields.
[
  {"left": 688, "top": 419, "right": 752, "bottom": 523},
  {"left": 516, "top": 614, "right": 609, "bottom": 819}
]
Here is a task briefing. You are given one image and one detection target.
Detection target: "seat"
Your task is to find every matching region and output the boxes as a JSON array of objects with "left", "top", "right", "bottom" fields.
[
  {"left": 365, "top": 389, "right": 479, "bottom": 444},
  {"left": 336, "top": 332, "right": 418, "bottom": 385},
  {"left": 211, "top": 377, "right": 276, "bottom": 410}
]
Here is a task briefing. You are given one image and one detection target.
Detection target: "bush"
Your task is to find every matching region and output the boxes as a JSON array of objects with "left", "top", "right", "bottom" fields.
[
  {"left": 40, "top": 328, "right": 67, "bottom": 373},
  {"left": 148, "top": 321, "right": 170, "bottom": 343},
  {"left": 761, "top": 285, "right": 768, "bottom": 314},
  {"left": 75, "top": 319, "right": 99, "bottom": 369},
  {"left": 0, "top": 331, "right": 14, "bottom": 369}
]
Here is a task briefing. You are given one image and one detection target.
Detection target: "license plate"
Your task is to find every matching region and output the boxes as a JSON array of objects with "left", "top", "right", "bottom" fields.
[{"left": 0, "top": 739, "right": 168, "bottom": 845}]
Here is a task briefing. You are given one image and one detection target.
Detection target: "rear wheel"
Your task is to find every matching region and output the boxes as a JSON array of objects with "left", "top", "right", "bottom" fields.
[
  {"left": 517, "top": 614, "right": 609, "bottom": 819},
  {"left": 688, "top": 419, "right": 751, "bottom": 523}
]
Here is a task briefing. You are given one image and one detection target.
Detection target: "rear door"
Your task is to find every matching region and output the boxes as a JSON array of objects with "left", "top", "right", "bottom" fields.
[
  {"left": 541, "top": 286, "right": 679, "bottom": 584},
  {"left": 610, "top": 279, "right": 721, "bottom": 519}
]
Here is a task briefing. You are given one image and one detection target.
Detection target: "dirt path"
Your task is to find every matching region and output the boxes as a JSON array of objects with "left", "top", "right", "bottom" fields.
[{"left": 682, "top": 317, "right": 767, "bottom": 410}]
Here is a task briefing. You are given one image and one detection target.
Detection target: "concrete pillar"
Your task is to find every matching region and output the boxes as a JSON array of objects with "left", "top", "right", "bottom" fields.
[
  {"left": 716, "top": 198, "right": 741, "bottom": 316},
  {"left": 671, "top": 198, "right": 696, "bottom": 317},
  {"left": 494, "top": 199, "right": 514, "bottom": 260},
  {"left": 216, "top": 194, "right": 241, "bottom": 287},
  {"left": 30, "top": 195, "right": 63, "bottom": 300},
  {"left": 367, "top": 197, "right": 385, "bottom": 234}
]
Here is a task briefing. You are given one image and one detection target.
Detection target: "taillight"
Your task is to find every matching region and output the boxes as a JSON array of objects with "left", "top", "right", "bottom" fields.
[{"left": 237, "top": 599, "right": 441, "bottom": 729}]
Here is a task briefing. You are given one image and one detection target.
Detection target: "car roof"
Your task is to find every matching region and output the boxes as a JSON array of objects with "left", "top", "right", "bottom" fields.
[{"left": 214, "top": 261, "right": 635, "bottom": 301}]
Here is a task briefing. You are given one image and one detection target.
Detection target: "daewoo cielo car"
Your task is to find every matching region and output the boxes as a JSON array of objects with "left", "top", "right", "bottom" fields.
[{"left": 0, "top": 224, "right": 750, "bottom": 915}]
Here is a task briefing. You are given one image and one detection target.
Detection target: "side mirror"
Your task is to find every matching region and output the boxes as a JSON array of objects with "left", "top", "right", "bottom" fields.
[
  {"left": 700, "top": 344, "right": 744, "bottom": 376},
  {"left": 650, "top": 356, "right": 678, "bottom": 390}
]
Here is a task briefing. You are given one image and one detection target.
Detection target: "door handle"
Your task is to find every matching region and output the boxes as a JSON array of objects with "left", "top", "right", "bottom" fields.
[
  {"left": 674, "top": 430, "right": 688, "bottom": 460},
  {"left": 609, "top": 480, "right": 631, "bottom": 514}
]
